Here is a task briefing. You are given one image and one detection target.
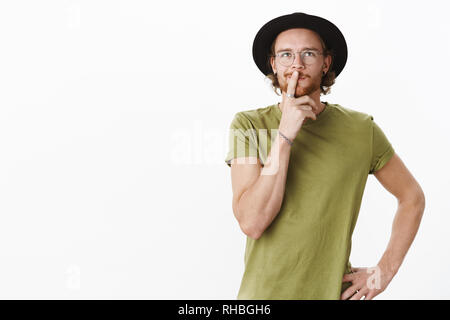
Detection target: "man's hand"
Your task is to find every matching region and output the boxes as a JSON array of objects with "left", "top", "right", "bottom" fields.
[
  {"left": 278, "top": 70, "right": 317, "bottom": 142},
  {"left": 340, "top": 265, "right": 395, "bottom": 300}
]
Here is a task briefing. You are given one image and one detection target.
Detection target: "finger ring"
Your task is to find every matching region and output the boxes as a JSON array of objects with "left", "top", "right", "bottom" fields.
[{"left": 286, "top": 93, "right": 295, "bottom": 98}]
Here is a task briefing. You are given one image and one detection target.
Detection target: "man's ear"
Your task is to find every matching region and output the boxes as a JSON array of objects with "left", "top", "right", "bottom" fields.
[
  {"left": 324, "top": 55, "right": 332, "bottom": 73},
  {"left": 270, "top": 56, "right": 277, "bottom": 74}
]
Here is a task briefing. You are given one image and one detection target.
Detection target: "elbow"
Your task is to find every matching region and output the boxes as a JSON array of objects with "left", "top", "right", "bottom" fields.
[
  {"left": 238, "top": 217, "right": 264, "bottom": 240},
  {"left": 411, "top": 186, "right": 426, "bottom": 212},
  {"left": 418, "top": 190, "right": 426, "bottom": 210},
  {"left": 399, "top": 187, "right": 426, "bottom": 214},
  {"left": 235, "top": 200, "right": 273, "bottom": 240},
  {"left": 241, "top": 225, "right": 262, "bottom": 240},
  {"left": 417, "top": 190, "right": 426, "bottom": 215}
]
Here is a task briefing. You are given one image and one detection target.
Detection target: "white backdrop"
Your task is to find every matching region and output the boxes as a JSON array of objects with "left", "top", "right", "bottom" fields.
[{"left": 0, "top": 0, "right": 449, "bottom": 299}]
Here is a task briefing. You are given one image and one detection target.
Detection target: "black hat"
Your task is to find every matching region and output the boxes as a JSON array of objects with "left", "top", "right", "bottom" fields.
[{"left": 252, "top": 12, "right": 348, "bottom": 78}]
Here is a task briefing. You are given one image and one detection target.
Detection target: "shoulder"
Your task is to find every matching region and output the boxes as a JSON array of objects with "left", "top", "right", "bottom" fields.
[
  {"left": 236, "top": 104, "right": 273, "bottom": 120},
  {"left": 231, "top": 104, "right": 275, "bottom": 127},
  {"left": 331, "top": 103, "right": 372, "bottom": 122},
  {"left": 329, "top": 103, "right": 376, "bottom": 131}
]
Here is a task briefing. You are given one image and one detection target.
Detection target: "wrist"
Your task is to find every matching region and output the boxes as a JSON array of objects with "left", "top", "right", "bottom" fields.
[
  {"left": 278, "top": 130, "right": 294, "bottom": 146},
  {"left": 377, "top": 257, "right": 400, "bottom": 279}
]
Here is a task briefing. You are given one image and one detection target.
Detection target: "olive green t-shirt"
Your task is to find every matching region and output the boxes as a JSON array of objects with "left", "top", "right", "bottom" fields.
[{"left": 224, "top": 101, "right": 395, "bottom": 300}]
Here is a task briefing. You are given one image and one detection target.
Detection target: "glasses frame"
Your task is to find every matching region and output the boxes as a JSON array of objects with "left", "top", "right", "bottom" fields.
[{"left": 271, "top": 49, "right": 324, "bottom": 67}]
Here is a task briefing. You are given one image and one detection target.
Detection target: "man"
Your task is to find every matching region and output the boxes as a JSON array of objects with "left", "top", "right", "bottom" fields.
[{"left": 224, "top": 12, "right": 425, "bottom": 300}]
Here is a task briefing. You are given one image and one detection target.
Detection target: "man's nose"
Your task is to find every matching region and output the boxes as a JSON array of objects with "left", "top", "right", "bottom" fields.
[{"left": 292, "top": 53, "right": 305, "bottom": 68}]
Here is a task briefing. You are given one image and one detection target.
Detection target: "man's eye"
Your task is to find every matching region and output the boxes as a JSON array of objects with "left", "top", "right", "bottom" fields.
[
  {"left": 280, "top": 52, "right": 292, "bottom": 57},
  {"left": 304, "top": 51, "right": 316, "bottom": 57}
]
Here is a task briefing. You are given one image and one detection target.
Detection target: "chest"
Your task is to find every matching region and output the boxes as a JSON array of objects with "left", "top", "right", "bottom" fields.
[{"left": 288, "top": 125, "right": 371, "bottom": 185}]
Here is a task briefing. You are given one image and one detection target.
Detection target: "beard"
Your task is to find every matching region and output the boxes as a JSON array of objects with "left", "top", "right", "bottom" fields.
[{"left": 279, "top": 72, "right": 321, "bottom": 98}]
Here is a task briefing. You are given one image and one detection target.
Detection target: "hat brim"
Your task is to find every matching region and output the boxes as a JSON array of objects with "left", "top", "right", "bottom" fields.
[{"left": 252, "top": 12, "right": 348, "bottom": 78}]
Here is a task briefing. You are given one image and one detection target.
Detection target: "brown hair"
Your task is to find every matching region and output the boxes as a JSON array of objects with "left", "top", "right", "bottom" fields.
[{"left": 265, "top": 33, "right": 336, "bottom": 96}]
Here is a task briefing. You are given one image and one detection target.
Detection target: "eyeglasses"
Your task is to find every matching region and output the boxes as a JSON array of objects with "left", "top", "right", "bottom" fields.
[{"left": 272, "top": 49, "right": 323, "bottom": 67}]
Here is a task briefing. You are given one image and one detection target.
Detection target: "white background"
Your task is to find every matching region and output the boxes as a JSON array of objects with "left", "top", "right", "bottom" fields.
[{"left": 0, "top": 0, "right": 449, "bottom": 299}]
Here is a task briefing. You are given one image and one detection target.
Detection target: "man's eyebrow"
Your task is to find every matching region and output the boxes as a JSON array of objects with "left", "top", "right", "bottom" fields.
[{"left": 276, "top": 47, "right": 320, "bottom": 53}]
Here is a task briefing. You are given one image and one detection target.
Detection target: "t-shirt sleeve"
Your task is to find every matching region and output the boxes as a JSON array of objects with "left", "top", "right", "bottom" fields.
[
  {"left": 224, "top": 112, "right": 260, "bottom": 167},
  {"left": 369, "top": 116, "right": 395, "bottom": 174}
]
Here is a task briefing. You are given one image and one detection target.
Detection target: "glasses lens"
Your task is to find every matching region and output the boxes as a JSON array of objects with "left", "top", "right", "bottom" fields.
[
  {"left": 278, "top": 52, "right": 293, "bottom": 67},
  {"left": 277, "top": 51, "right": 320, "bottom": 66},
  {"left": 302, "top": 51, "right": 319, "bottom": 65}
]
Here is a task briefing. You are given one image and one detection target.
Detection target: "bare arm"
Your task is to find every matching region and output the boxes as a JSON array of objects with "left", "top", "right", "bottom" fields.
[
  {"left": 229, "top": 71, "right": 318, "bottom": 240},
  {"left": 341, "top": 152, "right": 426, "bottom": 300},
  {"left": 231, "top": 132, "right": 292, "bottom": 240},
  {"left": 374, "top": 153, "right": 425, "bottom": 276}
]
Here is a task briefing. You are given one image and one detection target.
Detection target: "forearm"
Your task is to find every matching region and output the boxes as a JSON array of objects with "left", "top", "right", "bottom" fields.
[
  {"left": 238, "top": 131, "right": 292, "bottom": 238},
  {"left": 377, "top": 196, "right": 425, "bottom": 276}
]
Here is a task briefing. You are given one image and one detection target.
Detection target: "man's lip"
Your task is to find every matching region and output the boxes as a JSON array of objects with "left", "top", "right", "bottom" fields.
[{"left": 287, "top": 75, "right": 307, "bottom": 80}]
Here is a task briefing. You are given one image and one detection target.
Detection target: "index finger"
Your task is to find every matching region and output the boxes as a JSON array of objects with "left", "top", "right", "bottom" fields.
[{"left": 286, "top": 70, "right": 299, "bottom": 97}]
